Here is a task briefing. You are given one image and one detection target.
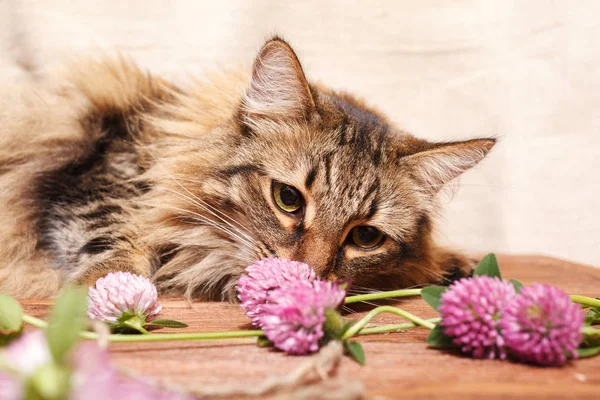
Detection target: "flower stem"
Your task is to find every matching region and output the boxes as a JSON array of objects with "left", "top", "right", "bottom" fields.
[
  {"left": 22, "top": 314, "right": 48, "bottom": 329},
  {"left": 101, "top": 330, "right": 265, "bottom": 342},
  {"left": 21, "top": 312, "right": 263, "bottom": 342},
  {"left": 123, "top": 320, "right": 151, "bottom": 335},
  {"left": 22, "top": 310, "right": 437, "bottom": 343},
  {"left": 342, "top": 305, "right": 436, "bottom": 339},
  {"left": 344, "top": 289, "right": 422, "bottom": 305},
  {"left": 570, "top": 295, "right": 600, "bottom": 308},
  {"left": 582, "top": 326, "right": 600, "bottom": 336},
  {"left": 355, "top": 317, "right": 441, "bottom": 336}
]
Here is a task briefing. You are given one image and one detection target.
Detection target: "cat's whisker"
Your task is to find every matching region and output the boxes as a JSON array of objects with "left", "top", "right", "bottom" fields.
[
  {"left": 185, "top": 217, "right": 256, "bottom": 250},
  {"left": 140, "top": 201, "right": 256, "bottom": 250},
  {"left": 177, "top": 213, "right": 255, "bottom": 250},
  {"left": 342, "top": 305, "right": 357, "bottom": 315},
  {"left": 164, "top": 175, "right": 254, "bottom": 234},
  {"left": 356, "top": 300, "right": 383, "bottom": 308},
  {"left": 180, "top": 212, "right": 255, "bottom": 249},
  {"left": 346, "top": 288, "right": 377, "bottom": 295},
  {"left": 347, "top": 286, "right": 380, "bottom": 294},
  {"left": 158, "top": 186, "right": 256, "bottom": 245},
  {"left": 415, "top": 182, "right": 518, "bottom": 193},
  {"left": 145, "top": 151, "right": 256, "bottom": 244},
  {"left": 132, "top": 199, "right": 256, "bottom": 256},
  {"left": 138, "top": 202, "right": 254, "bottom": 250}
]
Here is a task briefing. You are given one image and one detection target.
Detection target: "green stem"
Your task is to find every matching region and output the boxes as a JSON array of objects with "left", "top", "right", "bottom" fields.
[
  {"left": 123, "top": 320, "right": 151, "bottom": 335},
  {"left": 355, "top": 317, "right": 441, "bottom": 336},
  {"left": 22, "top": 313, "right": 263, "bottom": 342},
  {"left": 571, "top": 295, "right": 600, "bottom": 308},
  {"left": 342, "top": 305, "right": 436, "bottom": 340},
  {"left": 582, "top": 326, "right": 600, "bottom": 336},
  {"left": 344, "top": 289, "right": 422, "bottom": 304},
  {"left": 101, "top": 330, "right": 264, "bottom": 342},
  {"left": 22, "top": 314, "right": 48, "bottom": 329},
  {"left": 22, "top": 311, "right": 436, "bottom": 343}
]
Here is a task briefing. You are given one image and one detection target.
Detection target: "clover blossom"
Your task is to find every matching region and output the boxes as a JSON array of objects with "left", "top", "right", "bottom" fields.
[
  {"left": 88, "top": 272, "right": 162, "bottom": 330},
  {"left": 236, "top": 258, "right": 316, "bottom": 327},
  {"left": 260, "top": 280, "right": 346, "bottom": 355},
  {"left": 501, "top": 283, "right": 583, "bottom": 366},
  {"left": 439, "top": 276, "right": 517, "bottom": 359}
]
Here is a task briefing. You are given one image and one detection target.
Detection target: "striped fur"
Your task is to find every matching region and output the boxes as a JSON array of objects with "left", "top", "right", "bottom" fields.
[{"left": 0, "top": 38, "right": 495, "bottom": 300}]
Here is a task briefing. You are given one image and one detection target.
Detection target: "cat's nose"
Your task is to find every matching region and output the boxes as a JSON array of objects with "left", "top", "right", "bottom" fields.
[{"left": 291, "top": 235, "right": 336, "bottom": 277}]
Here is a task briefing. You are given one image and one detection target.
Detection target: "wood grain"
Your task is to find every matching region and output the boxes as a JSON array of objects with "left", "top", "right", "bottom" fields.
[{"left": 21, "top": 255, "right": 600, "bottom": 399}]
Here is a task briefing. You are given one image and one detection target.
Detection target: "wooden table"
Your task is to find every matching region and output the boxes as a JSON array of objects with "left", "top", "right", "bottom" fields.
[{"left": 22, "top": 255, "right": 600, "bottom": 399}]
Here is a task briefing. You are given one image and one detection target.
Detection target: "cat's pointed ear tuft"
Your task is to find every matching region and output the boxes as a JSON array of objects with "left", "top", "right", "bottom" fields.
[
  {"left": 403, "top": 139, "right": 496, "bottom": 193},
  {"left": 243, "top": 38, "right": 315, "bottom": 123}
]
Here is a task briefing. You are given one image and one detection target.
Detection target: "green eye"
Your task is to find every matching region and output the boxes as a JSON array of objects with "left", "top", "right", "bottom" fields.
[
  {"left": 272, "top": 182, "right": 303, "bottom": 214},
  {"left": 351, "top": 226, "right": 385, "bottom": 249}
]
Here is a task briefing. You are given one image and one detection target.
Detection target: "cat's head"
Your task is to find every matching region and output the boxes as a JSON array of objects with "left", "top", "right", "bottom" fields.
[{"left": 149, "top": 38, "right": 495, "bottom": 299}]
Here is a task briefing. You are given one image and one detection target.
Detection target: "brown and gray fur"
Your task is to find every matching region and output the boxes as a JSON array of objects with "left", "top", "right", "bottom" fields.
[{"left": 0, "top": 38, "right": 495, "bottom": 300}]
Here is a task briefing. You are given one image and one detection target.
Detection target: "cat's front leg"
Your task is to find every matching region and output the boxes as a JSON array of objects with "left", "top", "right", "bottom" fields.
[
  {"left": 434, "top": 248, "right": 477, "bottom": 285},
  {"left": 67, "top": 232, "right": 155, "bottom": 288}
]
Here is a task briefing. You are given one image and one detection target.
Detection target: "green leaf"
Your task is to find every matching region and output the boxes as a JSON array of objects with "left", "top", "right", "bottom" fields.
[
  {"left": 582, "top": 330, "right": 600, "bottom": 347},
  {"left": 577, "top": 346, "right": 600, "bottom": 358},
  {"left": 426, "top": 324, "right": 455, "bottom": 348},
  {"left": 420, "top": 286, "right": 447, "bottom": 312},
  {"left": 122, "top": 315, "right": 151, "bottom": 334},
  {"left": 116, "top": 311, "right": 138, "bottom": 324},
  {"left": 509, "top": 279, "right": 524, "bottom": 293},
  {"left": 0, "top": 294, "right": 23, "bottom": 334},
  {"left": 45, "top": 286, "right": 88, "bottom": 364},
  {"left": 585, "top": 307, "right": 600, "bottom": 326},
  {"left": 473, "top": 253, "right": 501, "bottom": 279},
  {"left": 344, "top": 341, "right": 366, "bottom": 365},
  {"left": 107, "top": 312, "right": 140, "bottom": 333},
  {"left": 145, "top": 319, "right": 188, "bottom": 328}
]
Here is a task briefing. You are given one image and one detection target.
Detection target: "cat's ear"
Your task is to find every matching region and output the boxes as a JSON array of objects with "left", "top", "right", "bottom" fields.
[
  {"left": 242, "top": 38, "right": 315, "bottom": 123},
  {"left": 402, "top": 139, "right": 496, "bottom": 192}
]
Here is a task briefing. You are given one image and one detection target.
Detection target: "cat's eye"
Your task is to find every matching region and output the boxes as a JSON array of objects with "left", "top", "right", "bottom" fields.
[
  {"left": 350, "top": 226, "right": 385, "bottom": 249},
  {"left": 272, "top": 182, "right": 304, "bottom": 214}
]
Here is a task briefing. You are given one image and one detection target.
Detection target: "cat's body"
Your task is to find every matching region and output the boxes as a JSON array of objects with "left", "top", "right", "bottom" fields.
[{"left": 0, "top": 39, "right": 494, "bottom": 300}]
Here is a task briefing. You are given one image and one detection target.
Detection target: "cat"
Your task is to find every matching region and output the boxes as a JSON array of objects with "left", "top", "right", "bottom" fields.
[{"left": 0, "top": 38, "right": 495, "bottom": 301}]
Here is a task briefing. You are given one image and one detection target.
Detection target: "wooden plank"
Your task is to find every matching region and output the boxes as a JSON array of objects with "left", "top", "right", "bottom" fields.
[{"left": 20, "top": 255, "right": 600, "bottom": 399}]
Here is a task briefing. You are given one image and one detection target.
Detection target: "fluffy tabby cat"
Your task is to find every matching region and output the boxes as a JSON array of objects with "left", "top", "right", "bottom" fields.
[{"left": 0, "top": 38, "right": 495, "bottom": 300}]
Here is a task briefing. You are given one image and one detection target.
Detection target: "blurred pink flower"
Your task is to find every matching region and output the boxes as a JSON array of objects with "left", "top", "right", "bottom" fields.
[
  {"left": 0, "top": 330, "right": 195, "bottom": 399},
  {"left": 501, "top": 283, "right": 583, "bottom": 366},
  {"left": 88, "top": 272, "right": 162, "bottom": 325},
  {"left": 1, "top": 330, "right": 118, "bottom": 399},
  {"left": 0, "top": 372, "right": 21, "bottom": 400},
  {"left": 69, "top": 342, "right": 118, "bottom": 400},
  {"left": 70, "top": 342, "right": 196, "bottom": 399},
  {"left": 439, "top": 276, "right": 517, "bottom": 359},
  {"left": 260, "top": 280, "right": 346, "bottom": 355},
  {"left": 236, "top": 258, "right": 316, "bottom": 327},
  {"left": 2, "top": 331, "right": 51, "bottom": 375}
]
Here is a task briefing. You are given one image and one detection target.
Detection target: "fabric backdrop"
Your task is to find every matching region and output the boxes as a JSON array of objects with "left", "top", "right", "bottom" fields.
[{"left": 1, "top": 0, "right": 598, "bottom": 267}]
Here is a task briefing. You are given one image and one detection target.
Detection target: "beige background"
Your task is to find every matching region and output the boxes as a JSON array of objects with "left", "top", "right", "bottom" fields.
[{"left": 1, "top": 0, "right": 598, "bottom": 267}]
